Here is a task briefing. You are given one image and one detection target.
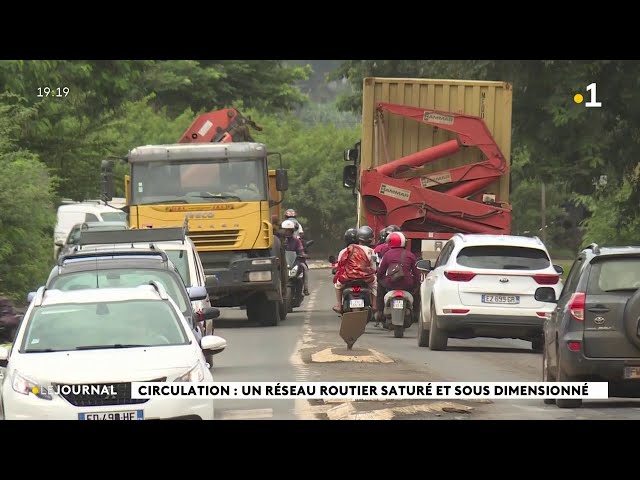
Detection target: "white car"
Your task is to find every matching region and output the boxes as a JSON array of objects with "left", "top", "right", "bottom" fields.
[
  {"left": 0, "top": 283, "right": 227, "bottom": 420},
  {"left": 416, "top": 234, "right": 564, "bottom": 352}
]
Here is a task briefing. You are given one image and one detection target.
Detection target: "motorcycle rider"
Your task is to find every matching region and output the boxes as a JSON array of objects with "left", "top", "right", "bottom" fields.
[
  {"left": 333, "top": 226, "right": 377, "bottom": 314},
  {"left": 284, "top": 209, "right": 304, "bottom": 239},
  {"left": 376, "top": 231, "right": 421, "bottom": 323},
  {"left": 282, "top": 220, "right": 310, "bottom": 296},
  {"left": 374, "top": 225, "right": 401, "bottom": 261}
]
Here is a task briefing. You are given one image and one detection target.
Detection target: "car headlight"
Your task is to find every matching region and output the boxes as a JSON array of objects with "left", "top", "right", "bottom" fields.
[
  {"left": 12, "top": 371, "right": 51, "bottom": 399},
  {"left": 174, "top": 363, "right": 205, "bottom": 382},
  {"left": 289, "top": 265, "right": 299, "bottom": 277}
]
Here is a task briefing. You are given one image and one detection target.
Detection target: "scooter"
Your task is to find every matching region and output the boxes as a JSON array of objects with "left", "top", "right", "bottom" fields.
[
  {"left": 286, "top": 240, "right": 314, "bottom": 312},
  {"left": 328, "top": 255, "right": 372, "bottom": 350},
  {"left": 383, "top": 289, "right": 414, "bottom": 338}
]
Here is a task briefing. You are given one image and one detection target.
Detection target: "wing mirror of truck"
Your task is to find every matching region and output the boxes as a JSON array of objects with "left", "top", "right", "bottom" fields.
[
  {"left": 343, "top": 165, "right": 357, "bottom": 189},
  {"left": 553, "top": 264, "right": 565, "bottom": 275},
  {"left": 416, "top": 259, "right": 432, "bottom": 272},
  {"left": 535, "top": 287, "right": 557, "bottom": 303},
  {"left": 344, "top": 148, "right": 359, "bottom": 162},
  {"left": 276, "top": 169, "right": 288, "bottom": 192},
  {"left": 101, "top": 160, "right": 115, "bottom": 202}
]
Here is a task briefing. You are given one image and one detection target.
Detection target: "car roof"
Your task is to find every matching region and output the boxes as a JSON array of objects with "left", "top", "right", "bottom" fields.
[
  {"left": 55, "top": 250, "right": 175, "bottom": 273},
  {"left": 582, "top": 244, "right": 640, "bottom": 257},
  {"left": 39, "top": 285, "right": 168, "bottom": 306},
  {"left": 81, "top": 240, "right": 192, "bottom": 252},
  {"left": 454, "top": 234, "right": 547, "bottom": 249}
]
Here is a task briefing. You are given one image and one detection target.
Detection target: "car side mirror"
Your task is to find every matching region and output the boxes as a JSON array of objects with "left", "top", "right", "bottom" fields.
[
  {"left": 535, "top": 287, "right": 557, "bottom": 303},
  {"left": 198, "top": 307, "right": 220, "bottom": 321},
  {"left": 553, "top": 264, "right": 564, "bottom": 275},
  {"left": 416, "top": 259, "right": 432, "bottom": 271},
  {"left": 200, "top": 335, "right": 226, "bottom": 355},
  {"left": 188, "top": 286, "right": 208, "bottom": 301},
  {"left": 55, "top": 240, "right": 64, "bottom": 247},
  {"left": 0, "top": 345, "right": 9, "bottom": 368},
  {"left": 205, "top": 276, "right": 218, "bottom": 289},
  {"left": 27, "top": 291, "right": 36, "bottom": 303},
  {"left": 328, "top": 255, "right": 336, "bottom": 264}
]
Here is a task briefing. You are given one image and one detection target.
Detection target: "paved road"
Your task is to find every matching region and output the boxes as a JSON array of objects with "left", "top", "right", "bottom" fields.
[{"left": 211, "top": 269, "right": 640, "bottom": 420}]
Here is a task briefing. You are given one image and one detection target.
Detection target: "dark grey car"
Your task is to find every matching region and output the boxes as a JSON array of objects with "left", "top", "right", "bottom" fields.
[{"left": 536, "top": 243, "right": 640, "bottom": 408}]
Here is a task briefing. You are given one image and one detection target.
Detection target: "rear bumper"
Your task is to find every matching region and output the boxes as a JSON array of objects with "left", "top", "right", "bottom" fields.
[
  {"left": 437, "top": 313, "right": 544, "bottom": 340},
  {"left": 561, "top": 344, "right": 640, "bottom": 393}
]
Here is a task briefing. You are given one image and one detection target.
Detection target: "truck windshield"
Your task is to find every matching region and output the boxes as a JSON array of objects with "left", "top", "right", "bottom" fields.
[{"left": 131, "top": 158, "right": 267, "bottom": 204}]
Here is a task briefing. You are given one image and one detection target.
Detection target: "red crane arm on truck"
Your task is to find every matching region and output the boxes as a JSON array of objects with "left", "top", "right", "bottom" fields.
[
  {"left": 360, "top": 102, "right": 511, "bottom": 240},
  {"left": 179, "top": 108, "right": 262, "bottom": 144}
]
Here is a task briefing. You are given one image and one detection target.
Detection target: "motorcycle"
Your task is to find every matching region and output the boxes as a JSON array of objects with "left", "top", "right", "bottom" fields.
[
  {"left": 382, "top": 289, "right": 414, "bottom": 338},
  {"left": 286, "top": 240, "right": 314, "bottom": 312}
]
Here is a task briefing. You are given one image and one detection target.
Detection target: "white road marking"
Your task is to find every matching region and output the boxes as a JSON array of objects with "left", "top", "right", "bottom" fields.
[
  {"left": 218, "top": 408, "right": 273, "bottom": 420},
  {"left": 290, "top": 286, "right": 318, "bottom": 419}
]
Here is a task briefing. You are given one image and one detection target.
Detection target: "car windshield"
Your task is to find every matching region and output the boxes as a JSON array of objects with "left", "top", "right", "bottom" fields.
[
  {"left": 131, "top": 158, "right": 267, "bottom": 204},
  {"left": 164, "top": 249, "right": 191, "bottom": 285},
  {"left": 588, "top": 257, "right": 640, "bottom": 293},
  {"left": 456, "top": 246, "right": 551, "bottom": 270},
  {"left": 101, "top": 211, "right": 128, "bottom": 222},
  {"left": 20, "top": 300, "right": 189, "bottom": 353},
  {"left": 47, "top": 269, "right": 190, "bottom": 314}
]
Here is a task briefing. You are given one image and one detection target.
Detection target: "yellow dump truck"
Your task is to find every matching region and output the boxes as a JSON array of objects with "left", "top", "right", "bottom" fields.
[{"left": 101, "top": 109, "right": 290, "bottom": 326}]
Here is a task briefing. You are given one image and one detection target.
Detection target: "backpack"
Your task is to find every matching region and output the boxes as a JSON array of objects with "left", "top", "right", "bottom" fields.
[
  {"left": 336, "top": 244, "right": 375, "bottom": 284},
  {"left": 384, "top": 249, "right": 407, "bottom": 286}
]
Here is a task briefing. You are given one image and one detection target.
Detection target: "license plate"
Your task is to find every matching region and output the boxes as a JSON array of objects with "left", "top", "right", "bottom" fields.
[
  {"left": 78, "top": 410, "right": 144, "bottom": 420},
  {"left": 482, "top": 295, "right": 520, "bottom": 304},
  {"left": 624, "top": 367, "right": 640, "bottom": 379},
  {"left": 392, "top": 299, "right": 404, "bottom": 309},
  {"left": 350, "top": 299, "right": 365, "bottom": 309}
]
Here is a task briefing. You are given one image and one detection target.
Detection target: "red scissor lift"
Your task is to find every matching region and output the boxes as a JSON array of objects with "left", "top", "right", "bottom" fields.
[{"left": 357, "top": 102, "right": 512, "bottom": 251}]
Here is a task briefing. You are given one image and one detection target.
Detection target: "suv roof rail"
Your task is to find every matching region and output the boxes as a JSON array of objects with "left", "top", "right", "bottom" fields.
[
  {"left": 58, "top": 249, "right": 168, "bottom": 266},
  {"left": 78, "top": 227, "right": 186, "bottom": 246},
  {"left": 146, "top": 280, "right": 169, "bottom": 300},
  {"left": 532, "top": 236, "right": 544, "bottom": 245},
  {"left": 585, "top": 242, "right": 600, "bottom": 254}
]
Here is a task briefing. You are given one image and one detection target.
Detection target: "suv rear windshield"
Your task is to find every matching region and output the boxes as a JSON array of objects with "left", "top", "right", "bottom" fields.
[
  {"left": 456, "top": 246, "right": 551, "bottom": 270},
  {"left": 587, "top": 257, "right": 640, "bottom": 294}
]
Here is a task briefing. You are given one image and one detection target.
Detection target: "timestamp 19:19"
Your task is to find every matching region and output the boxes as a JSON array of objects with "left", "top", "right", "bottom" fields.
[{"left": 37, "top": 87, "right": 69, "bottom": 97}]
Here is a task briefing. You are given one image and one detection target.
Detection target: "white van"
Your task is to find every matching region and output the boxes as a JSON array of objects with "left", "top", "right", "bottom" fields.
[{"left": 53, "top": 203, "right": 128, "bottom": 259}]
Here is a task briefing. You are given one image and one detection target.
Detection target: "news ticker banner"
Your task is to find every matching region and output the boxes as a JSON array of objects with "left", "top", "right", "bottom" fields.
[{"left": 130, "top": 382, "right": 609, "bottom": 400}]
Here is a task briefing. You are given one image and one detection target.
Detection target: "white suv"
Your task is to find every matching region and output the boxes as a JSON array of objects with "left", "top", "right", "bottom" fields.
[{"left": 416, "top": 234, "right": 564, "bottom": 352}]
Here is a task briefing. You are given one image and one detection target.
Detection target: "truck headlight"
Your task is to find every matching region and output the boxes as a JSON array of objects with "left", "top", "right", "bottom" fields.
[
  {"left": 248, "top": 271, "right": 271, "bottom": 282},
  {"left": 174, "top": 364, "right": 205, "bottom": 382},
  {"left": 288, "top": 265, "right": 299, "bottom": 277}
]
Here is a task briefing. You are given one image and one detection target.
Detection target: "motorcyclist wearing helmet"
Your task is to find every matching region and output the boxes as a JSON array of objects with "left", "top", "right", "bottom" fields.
[
  {"left": 283, "top": 209, "right": 304, "bottom": 239},
  {"left": 376, "top": 231, "right": 421, "bottom": 323},
  {"left": 374, "top": 225, "right": 401, "bottom": 260},
  {"left": 282, "top": 220, "right": 310, "bottom": 296},
  {"left": 333, "top": 225, "right": 378, "bottom": 314}
]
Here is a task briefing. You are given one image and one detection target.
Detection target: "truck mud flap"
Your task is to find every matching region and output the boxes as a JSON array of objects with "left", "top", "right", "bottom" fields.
[{"left": 340, "top": 311, "right": 368, "bottom": 350}]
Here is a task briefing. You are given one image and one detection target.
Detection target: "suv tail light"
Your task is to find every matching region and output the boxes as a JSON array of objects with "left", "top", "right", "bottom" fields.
[
  {"left": 533, "top": 274, "right": 560, "bottom": 285},
  {"left": 568, "top": 293, "right": 585, "bottom": 321},
  {"left": 444, "top": 271, "right": 476, "bottom": 282}
]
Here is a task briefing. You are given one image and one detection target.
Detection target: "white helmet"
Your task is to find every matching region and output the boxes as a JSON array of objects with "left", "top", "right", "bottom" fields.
[{"left": 281, "top": 220, "right": 296, "bottom": 230}]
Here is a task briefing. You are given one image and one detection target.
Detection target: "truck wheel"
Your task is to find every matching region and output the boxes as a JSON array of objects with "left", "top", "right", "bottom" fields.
[
  {"left": 428, "top": 302, "right": 448, "bottom": 351},
  {"left": 248, "top": 293, "right": 280, "bottom": 327}
]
